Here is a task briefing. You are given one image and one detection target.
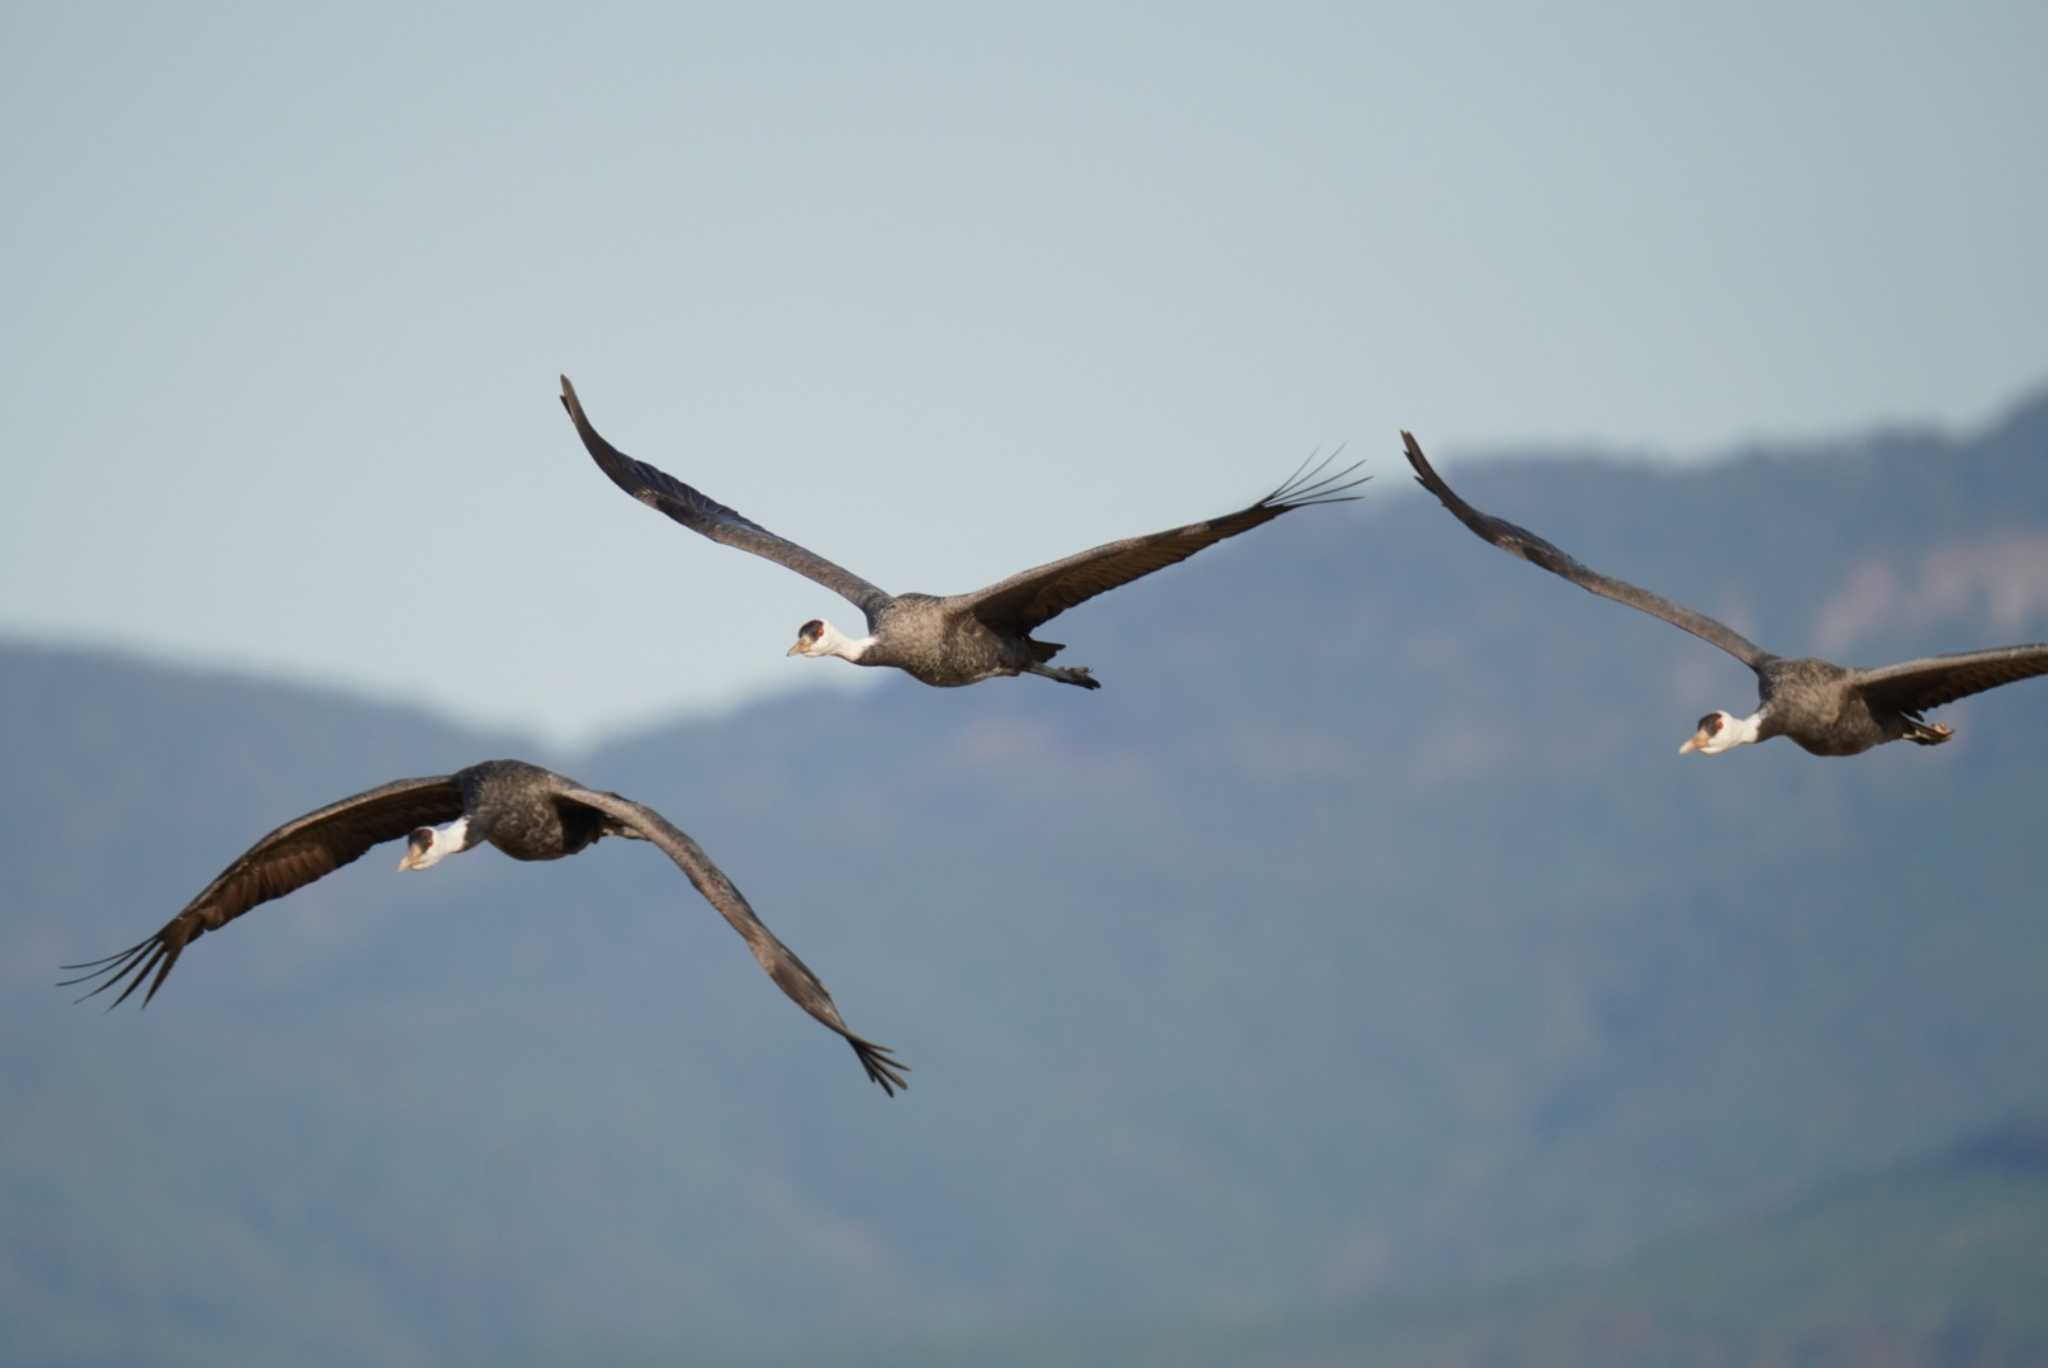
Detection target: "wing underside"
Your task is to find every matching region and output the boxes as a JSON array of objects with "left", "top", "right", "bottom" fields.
[{"left": 60, "top": 775, "right": 465, "bottom": 1008}]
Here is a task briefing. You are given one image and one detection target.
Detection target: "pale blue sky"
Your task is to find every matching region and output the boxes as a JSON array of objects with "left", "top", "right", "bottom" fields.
[{"left": 4, "top": 2, "right": 2043, "bottom": 742}]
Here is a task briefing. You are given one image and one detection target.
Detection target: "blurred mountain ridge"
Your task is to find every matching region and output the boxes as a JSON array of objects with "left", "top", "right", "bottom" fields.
[{"left": 5, "top": 384, "right": 2047, "bottom": 1365}]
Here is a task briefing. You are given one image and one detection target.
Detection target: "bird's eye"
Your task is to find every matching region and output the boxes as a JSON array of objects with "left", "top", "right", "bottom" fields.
[
  {"left": 1697, "top": 714, "right": 1723, "bottom": 735},
  {"left": 799, "top": 619, "right": 823, "bottom": 638}
]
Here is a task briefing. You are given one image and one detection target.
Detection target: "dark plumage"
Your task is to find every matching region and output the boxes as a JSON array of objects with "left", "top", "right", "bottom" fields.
[
  {"left": 1403, "top": 433, "right": 2048, "bottom": 757},
  {"left": 61, "top": 760, "right": 906, "bottom": 1095},
  {"left": 560, "top": 376, "right": 1366, "bottom": 689}
]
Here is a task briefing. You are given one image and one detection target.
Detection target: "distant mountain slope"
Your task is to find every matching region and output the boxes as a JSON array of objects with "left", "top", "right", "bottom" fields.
[
  {"left": 1305, "top": 1115, "right": 2048, "bottom": 1368},
  {"left": 4, "top": 387, "right": 2047, "bottom": 1365},
  {"left": 835, "top": 1118, "right": 2048, "bottom": 1367}
]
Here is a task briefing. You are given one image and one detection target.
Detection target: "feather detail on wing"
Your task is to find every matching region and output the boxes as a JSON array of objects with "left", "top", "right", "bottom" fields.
[
  {"left": 559, "top": 377, "right": 893, "bottom": 622},
  {"left": 59, "top": 776, "right": 465, "bottom": 1009},
  {"left": 959, "top": 451, "right": 1367, "bottom": 635},
  {"left": 1851, "top": 644, "right": 2048, "bottom": 714},
  {"left": 1403, "top": 431, "right": 1773, "bottom": 670},
  {"left": 556, "top": 786, "right": 908, "bottom": 1096}
]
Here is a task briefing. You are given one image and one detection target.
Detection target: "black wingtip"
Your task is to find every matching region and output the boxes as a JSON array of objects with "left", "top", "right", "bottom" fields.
[
  {"left": 61, "top": 925, "right": 191, "bottom": 1010},
  {"left": 57, "top": 937, "right": 153, "bottom": 976},
  {"left": 1266, "top": 445, "right": 1371, "bottom": 509},
  {"left": 59, "top": 940, "right": 151, "bottom": 1001},
  {"left": 1401, "top": 430, "right": 1427, "bottom": 472},
  {"left": 1401, "top": 431, "right": 1454, "bottom": 500},
  {"left": 852, "top": 1037, "right": 910, "bottom": 1097}
]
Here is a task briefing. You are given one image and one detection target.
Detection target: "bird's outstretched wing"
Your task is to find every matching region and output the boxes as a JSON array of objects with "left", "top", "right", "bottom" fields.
[
  {"left": 559, "top": 377, "right": 894, "bottom": 622},
  {"left": 556, "top": 785, "right": 908, "bottom": 1096},
  {"left": 60, "top": 776, "right": 465, "bottom": 1009},
  {"left": 957, "top": 452, "right": 1367, "bottom": 636},
  {"left": 1403, "top": 432, "right": 1773, "bottom": 670},
  {"left": 1850, "top": 644, "right": 2048, "bottom": 715}
]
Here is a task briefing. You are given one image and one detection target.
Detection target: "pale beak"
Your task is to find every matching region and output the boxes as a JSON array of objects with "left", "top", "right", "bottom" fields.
[
  {"left": 786, "top": 640, "right": 808, "bottom": 657},
  {"left": 1679, "top": 734, "right": 1704, "bottom": 755}
]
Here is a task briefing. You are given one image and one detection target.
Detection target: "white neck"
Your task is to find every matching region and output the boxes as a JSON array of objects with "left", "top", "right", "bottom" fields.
[
  {"left": 1697, "top": 709, "right": 1766, "bottom": 755},
  {"left": 404, "top": 816, "right": 472, "bottom": 870},
  {"left": 815, "top": 621, "right": 878, "bottom": 662},
  {"left": 1724, "top": 710, "right": 1765, "bottom": 747}
]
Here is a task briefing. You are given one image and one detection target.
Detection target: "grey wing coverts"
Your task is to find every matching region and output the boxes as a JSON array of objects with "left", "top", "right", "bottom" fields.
[{"left": 1851, "top": 645, "right": 2048, "bottom": 714}]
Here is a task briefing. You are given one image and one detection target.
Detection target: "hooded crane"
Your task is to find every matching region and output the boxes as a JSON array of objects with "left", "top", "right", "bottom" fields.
[
  {"left": 559, "top": 377, "right": 1365, "bottom": 690},
  {"left": 1403, "top": 433, "right": 2048, "bottom": 757},
  {"left": 61, "top": 760, "right": 906, "bottom": 1094}
]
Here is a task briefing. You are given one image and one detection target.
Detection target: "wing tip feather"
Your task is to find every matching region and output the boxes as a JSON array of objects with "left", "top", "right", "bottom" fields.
[
  {"left": 850, "top": 1036, "right": 910, "bottom": 1096},
  {"left": 1265, "top": 445, "right": 1371, "bottom": 510}
]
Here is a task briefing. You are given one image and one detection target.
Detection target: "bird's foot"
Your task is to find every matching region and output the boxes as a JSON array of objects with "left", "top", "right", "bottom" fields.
[{"left": 1028, "top": 663, "right": 1101, "bottom": 690}]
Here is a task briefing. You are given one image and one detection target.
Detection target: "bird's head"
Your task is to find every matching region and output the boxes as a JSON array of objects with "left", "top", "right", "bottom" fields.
[
  {"left": 785, "top": 617, "right": 875, "bottom": 663},
  {"left": 397, "top": 829, "right": 440, "bottom": 871},
  {"left": 397, "top": 828, "right": 446, "bottom": 871},
  {"left": 397, "top": 817, "right": 470, "bottom": 871},
  {"left": 787, "top": 618, "right": 831, "bottom": 658},
  {"left": 1680, "top": 711, "right": 1746, "bottom": 756}
]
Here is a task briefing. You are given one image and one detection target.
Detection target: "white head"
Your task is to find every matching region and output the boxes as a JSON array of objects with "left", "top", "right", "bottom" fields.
[
  {"left": 397, "top": 816, "right": 472, "bottom": 871},
  {"left": 1679, "top": 710, "right": 1763, "bottom": 756},
  {"left": 786, "top": 617, "right": 873, "bottom": 663}
]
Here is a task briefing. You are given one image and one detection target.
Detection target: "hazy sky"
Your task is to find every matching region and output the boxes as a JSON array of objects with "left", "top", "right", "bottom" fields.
[{"left": 4, "top": 2, "right": 2043, "bottom": 743}]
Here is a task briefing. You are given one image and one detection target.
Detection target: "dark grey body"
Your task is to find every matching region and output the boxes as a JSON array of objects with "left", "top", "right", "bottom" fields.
[
  {"left": 1755, "top": 658, "right": 1927, "bottom": 757},
  {"left": 859, "top": 594, "right": 1060, "bottom": 688},
  {"left": 459, "top": 759, "right": 619, "bottom": 858}
]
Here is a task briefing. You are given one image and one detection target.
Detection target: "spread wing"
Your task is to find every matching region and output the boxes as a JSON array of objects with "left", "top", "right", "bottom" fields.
[
  {"left": 559, "top": 376, "right": 893, "bottom": 622},
  {"left": 1403, "top": 431, "right": 1773, "bottom": 670},
  {"left": 60, "top": 775, "right": 465, "bottom": 1009},
  {"left": 957, "top": 452, "right": 1367, "bottom": 636},
  {"left": 1850, "top": 644, "right": 2048, "bottom": 715},
  {"left": 556, "top": 786, "right": 907, "bottom": 1096}
]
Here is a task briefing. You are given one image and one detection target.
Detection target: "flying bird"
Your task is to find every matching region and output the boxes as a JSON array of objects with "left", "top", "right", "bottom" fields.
[
  {"left": 62, "top": 760, "right": 906, "bottom": 1095},
  {"left": 1403, "top": 432, "right": 2048, "bottom": 757},
  {"left": 560, "top": 376, "right": 1365, "bottom": 690}
]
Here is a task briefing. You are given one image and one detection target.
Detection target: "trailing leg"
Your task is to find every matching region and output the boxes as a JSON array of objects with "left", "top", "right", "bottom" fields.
[{"left": 1028, "top": 663, "right": 1101, "bottom": 690}]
